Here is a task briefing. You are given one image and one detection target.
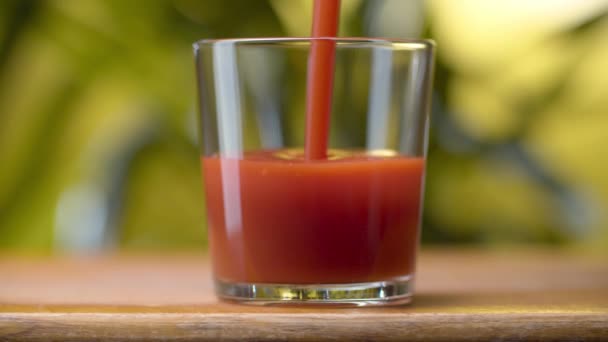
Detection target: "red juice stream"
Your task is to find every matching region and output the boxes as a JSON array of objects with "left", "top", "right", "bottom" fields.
[
  {"left": 202, "top": 150, "right": 424, "bottom": 284},
  {"left": 304, "top": 0, "right": 340, "bottom": 160}
]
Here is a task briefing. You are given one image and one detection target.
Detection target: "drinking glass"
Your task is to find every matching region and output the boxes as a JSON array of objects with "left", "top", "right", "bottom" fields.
[{"left": 194, "top": 38, "right": 435, "bottom": 306}]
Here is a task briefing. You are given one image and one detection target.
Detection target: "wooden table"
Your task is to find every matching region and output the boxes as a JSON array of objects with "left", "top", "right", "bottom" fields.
[{"left": 1, "top": 249, "right": 607, "bottom": 341}]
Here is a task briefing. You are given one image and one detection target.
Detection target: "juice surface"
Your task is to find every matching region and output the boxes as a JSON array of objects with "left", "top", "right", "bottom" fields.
[{"left": 202, "top": 149, "right": 424, "bottom": 284}]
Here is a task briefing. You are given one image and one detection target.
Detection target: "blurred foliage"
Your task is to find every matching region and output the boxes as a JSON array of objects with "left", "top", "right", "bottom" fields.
[{"left": 0, "top": 0, "right": 606, "bottom": 253}]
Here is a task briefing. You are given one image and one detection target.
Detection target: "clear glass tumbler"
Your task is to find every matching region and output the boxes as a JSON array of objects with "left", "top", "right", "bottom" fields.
[{"left": 194, "top": 38, "right": 435, "bottom": 306}]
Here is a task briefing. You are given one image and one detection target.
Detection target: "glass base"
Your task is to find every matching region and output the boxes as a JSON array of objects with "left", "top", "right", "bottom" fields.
[{"left": 215, "top": 275, "right": 413, "bottom": 306}]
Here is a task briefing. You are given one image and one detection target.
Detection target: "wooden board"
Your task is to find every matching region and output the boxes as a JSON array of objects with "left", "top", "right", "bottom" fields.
[{"left": 1, "top": 249, "right": 607, "bottom": 341}]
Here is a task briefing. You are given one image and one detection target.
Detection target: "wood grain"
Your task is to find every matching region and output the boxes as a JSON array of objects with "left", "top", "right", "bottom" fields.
[{"left": 1, "top": 249, "right": 607, "bottom": 341}]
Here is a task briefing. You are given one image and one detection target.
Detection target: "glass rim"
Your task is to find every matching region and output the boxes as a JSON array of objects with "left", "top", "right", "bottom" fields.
[{"left": 193, "top": 37, "right": 435, "bottom": 50}]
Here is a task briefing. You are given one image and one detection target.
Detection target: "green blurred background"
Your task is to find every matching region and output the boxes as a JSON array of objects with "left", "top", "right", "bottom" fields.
[{"left": 0, "top": 0, "right": 606, "bottom": 254}]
